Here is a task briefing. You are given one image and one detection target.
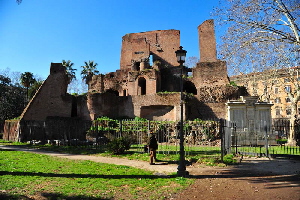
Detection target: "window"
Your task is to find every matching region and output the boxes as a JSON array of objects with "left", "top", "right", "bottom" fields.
[
  {"left": 253, "top": 88, "right": 258, "bottom": 96},
  {"left": 274, "top": 87, "right": 279, "bottom": 94},
  {"left": 276, "top": 108, "right": 281, "bottom": 116},
  {"left": 264, "top": 87, "right": 267, "bottom": 94},
  {"left": 252, "top": 83, "right": 258, "bottom": 88},
  {"left": 286, "top": 108, "right": 292, "bottom": 115},
  {"left": 286, "top": 97, "right": 291, "bottom": 103},
  {"left": 284, "top": 78, "right": 290, "bottom": 83},
  {"left": 285, "top": 85, "right": 291, "bottom": 93},
  {"left": 149, "top": 54, "right": 153, "bottom": 66},
  {"left": 274, "top": 98, "right": 281, "bottom": 103}
]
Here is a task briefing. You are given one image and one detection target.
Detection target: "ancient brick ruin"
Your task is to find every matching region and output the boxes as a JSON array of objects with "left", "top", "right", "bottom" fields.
[{"left": 4, "top": 20, "right": 246, "bottom": 142}]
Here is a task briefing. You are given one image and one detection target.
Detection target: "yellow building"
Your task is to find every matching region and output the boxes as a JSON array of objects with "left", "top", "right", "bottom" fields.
[{"left": 230, "top": 67, "right": 300, "bottom": 119}]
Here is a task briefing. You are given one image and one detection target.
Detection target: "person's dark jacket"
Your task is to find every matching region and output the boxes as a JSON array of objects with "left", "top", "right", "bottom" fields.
[{"left": 148, "top": 135, "right": 158, "bottom": 150}]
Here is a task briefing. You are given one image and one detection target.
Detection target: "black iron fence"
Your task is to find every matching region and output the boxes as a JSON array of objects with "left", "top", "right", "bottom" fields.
[
  {"left": 87, "top": 118, "right": 221, "bottom": 155},
  {"left": 5, "top": 116, "right": 299, "bottom": 158},
  {"left": 224, "top": 118, "right": 300, "bottom": 157}
]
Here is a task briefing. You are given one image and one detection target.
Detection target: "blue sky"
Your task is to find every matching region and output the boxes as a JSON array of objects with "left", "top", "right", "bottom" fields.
[{"left": 0, "top": 0, "right": 221, "bottom": 80}]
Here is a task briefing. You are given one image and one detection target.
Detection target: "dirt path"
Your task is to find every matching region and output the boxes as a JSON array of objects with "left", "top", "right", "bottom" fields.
[
  {"left": 1, "top": 145, "right": 300, "bottom": 199},
  {"left": 173, "top": 157, "right": 300, "bottom": 200}
]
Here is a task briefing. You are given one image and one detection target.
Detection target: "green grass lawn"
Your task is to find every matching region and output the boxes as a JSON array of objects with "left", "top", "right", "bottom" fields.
[
  {"left": 0, "top": 140, "right": 224, "bottom": 167},
  {"left": 0, "top": 150, "right": 193, "bottom": 200}
]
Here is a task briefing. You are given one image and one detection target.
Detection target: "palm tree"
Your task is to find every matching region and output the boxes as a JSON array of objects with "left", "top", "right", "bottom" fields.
[
  {"left": 62, "top": 60, "right": 77, "bottom": 84},
  {"left": 20, "top": 72, "right": 36, "bottom": 102},
  {"left": 81, "top": 60, "right": 99, "bottom": 84}
]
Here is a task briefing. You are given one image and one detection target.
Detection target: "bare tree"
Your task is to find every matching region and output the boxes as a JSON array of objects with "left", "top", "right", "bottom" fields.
[
  {"left": 185, "top": 56, "right": 199, "bottom": 68},
  {"left": 214, "top": 0, "right": 300, "bottom": 145}
]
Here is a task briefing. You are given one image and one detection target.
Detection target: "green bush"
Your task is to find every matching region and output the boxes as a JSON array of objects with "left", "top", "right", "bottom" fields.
[
  {"left": 107, "top": 137, "right": 131, "bottom": 154},
  {"left": 223, "top": 154, "right": 238, "bottom": 165},
  {"left": 134, "top": 116, "right": 147, "bottom": 121},
  {"left": 276, "top": 139, "right": 288, "bottom": 145},
  {"left": 229, "top": 81, "right": 237, "bottom": 86}
]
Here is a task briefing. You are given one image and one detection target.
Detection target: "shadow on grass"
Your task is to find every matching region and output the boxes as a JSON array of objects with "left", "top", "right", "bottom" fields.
[
  {"left": 1, "top": 169, "right": 300, "bottom": 190},
  {"left": 0, "top": 191, "right": 111, "bottom": 200},
  {"left": 0, "top": 170, "right": 173, "bottom": 179},
  {"left": 0, "top": 145, "right": 106, "bottom": 155}
]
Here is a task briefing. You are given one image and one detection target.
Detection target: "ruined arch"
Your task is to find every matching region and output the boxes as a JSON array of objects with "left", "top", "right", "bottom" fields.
[
  {"left": 184, "top": 81, "right": 197, "bottom": 95},
  {"left": 138, "top": 77, "right": 146, "bottom": 95}
]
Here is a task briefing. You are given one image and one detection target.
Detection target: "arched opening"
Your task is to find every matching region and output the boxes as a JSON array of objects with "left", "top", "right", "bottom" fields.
[
  {"left": 138, "top": 77, "right": 146, "bottom": 95},
  {"left": 184, "top": 81, "right": 197, "bottom": 95},
  {"left": 71, "top": 96, "right": 77, "bottom": 117}
]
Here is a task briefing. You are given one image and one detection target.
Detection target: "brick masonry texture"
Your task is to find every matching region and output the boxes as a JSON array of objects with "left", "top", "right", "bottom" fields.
[{"left": 4, "top": 20, "right": 246, "bottom": 141}]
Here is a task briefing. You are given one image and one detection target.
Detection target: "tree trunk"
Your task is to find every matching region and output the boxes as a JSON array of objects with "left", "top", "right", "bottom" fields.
[{"left": 288, "top": 102, "right": 297, "bottom": 146}]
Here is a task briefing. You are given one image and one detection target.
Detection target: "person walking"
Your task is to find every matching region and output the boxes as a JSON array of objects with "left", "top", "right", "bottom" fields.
[{"left": 148, "top": 132, "right": 158, "bottom": 165}]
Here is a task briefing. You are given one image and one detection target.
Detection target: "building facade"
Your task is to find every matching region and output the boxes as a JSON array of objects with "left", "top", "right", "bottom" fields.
[{"left": 230, "top": 67, "right": 300, "bottom": 120}]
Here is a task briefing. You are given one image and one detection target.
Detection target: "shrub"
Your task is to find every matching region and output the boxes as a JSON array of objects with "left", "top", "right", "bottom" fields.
[
  {"left": 107, "top": 137, "right": 131, "bottom": 154},
  {"left": 276, "top": 138, "right": 288, "bottom": 144},
  {"left": 134, "top": 116, "right": 147, "bottom": 121},
  {"left": 223, "top": 154, "right": 238, "bottom": 165},
  {"left": 229, "top": 81, "right": 237, "bottom": 86}
]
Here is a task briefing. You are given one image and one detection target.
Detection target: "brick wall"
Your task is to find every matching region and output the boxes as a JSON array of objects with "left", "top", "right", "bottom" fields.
[
  {"left": 3, "top": 120, "right": 19, "bottom": 141},
  {"left": 192, "top": 61, "right": 229, "bottom": 87},
  {"left": 198, "top": 19, "right": 217, "bottom": 62},
  {"left": 86, "top": 93, "right": 182, "bottom": 121},
  {"left": 120, "top": 30, "right": 180, "bottom": 70},
  {"left": 21, "top": 63, "right": 72, "bottom": 121}
]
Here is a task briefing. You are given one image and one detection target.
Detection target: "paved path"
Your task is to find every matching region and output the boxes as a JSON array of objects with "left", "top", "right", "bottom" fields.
[
  {"left": 0, "top": 145, "right": 178, "bottom": 175},
  {"left": 2, "top": 145, "right": 300, "bottom": 177}
]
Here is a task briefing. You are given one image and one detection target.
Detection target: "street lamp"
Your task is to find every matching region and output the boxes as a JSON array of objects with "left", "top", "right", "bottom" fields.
[{"left": 175, "top": 46, "right": 189, "bottom": 177}]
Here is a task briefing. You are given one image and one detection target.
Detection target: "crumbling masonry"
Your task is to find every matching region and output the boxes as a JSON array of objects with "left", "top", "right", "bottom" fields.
[{"left": 4, "top": 20, "right": 245, "bottom": 142}]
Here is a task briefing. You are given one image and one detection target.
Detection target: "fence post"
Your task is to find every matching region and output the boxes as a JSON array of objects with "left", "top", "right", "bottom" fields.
[
  {"left": 119, "top": 119, "right": 122, "bottom": 137},
  {"left": 220, "top": 118, "right": 225, "bottom": 162},
  {"left": 264, "top": 121, "right": 269, "bottom": 158},
  {"left": 232, "top": 122, "right": 237, "bottom": 155}
]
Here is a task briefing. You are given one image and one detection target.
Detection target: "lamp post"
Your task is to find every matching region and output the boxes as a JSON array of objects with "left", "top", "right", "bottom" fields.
[{"left": 175, "top": 46, "right": 189, "bottom": 177}]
